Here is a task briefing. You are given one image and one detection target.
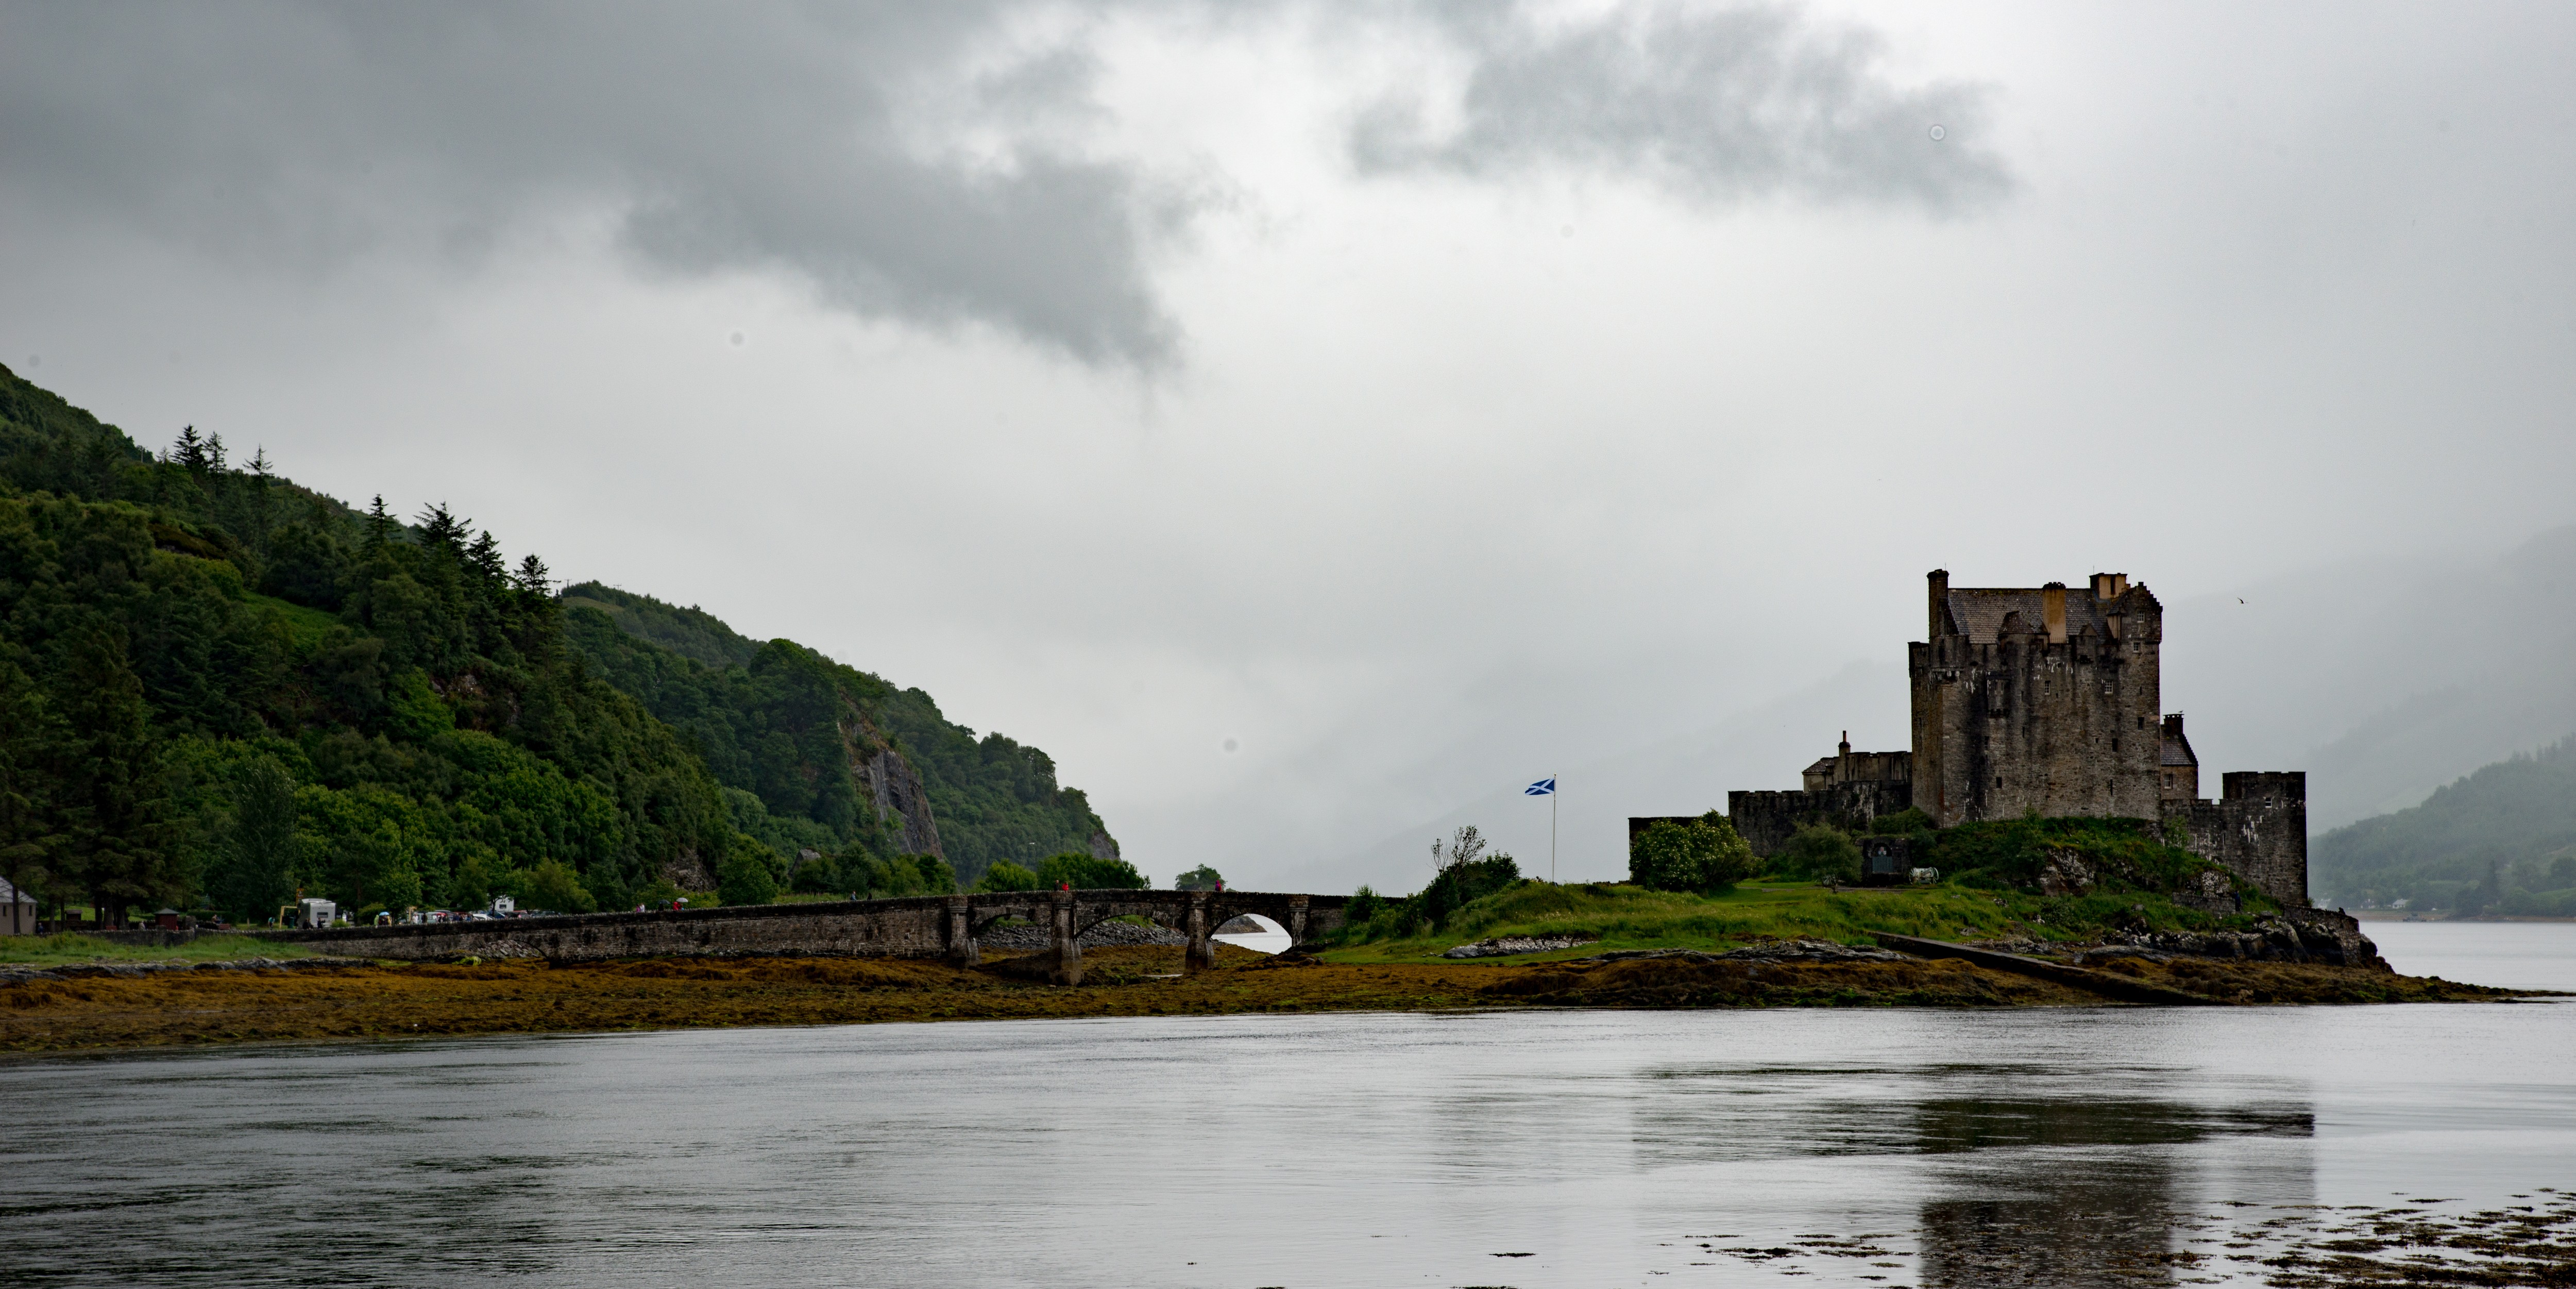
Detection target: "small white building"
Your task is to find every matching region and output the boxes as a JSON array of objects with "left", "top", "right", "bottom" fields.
[
  {"left": 1, "top": 877, "right": 33, "bottom": 935},
  {"left": 490, "top": 894, "right": 516, "bottom": 915}
]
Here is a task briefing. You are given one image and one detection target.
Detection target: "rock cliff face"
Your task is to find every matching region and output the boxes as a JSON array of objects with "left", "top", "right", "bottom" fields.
[
  {"left": 834, "top": 711, "right": 943, "bottom": 859},
  {"left": 857, "top": 745, "right": 945, "bottom": 858}
]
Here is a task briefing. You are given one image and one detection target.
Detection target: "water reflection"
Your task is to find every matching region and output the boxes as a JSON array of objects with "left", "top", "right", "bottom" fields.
[
  {"left": 1618, "top": 1058, "right": 2317, "bottom": 1285},
  {"left": 2, "top": 1002, "right": 2565, "bottom": 1288},
  {"left": 1911, "top": 1096, "right": 2311, "bottom": 1288}
]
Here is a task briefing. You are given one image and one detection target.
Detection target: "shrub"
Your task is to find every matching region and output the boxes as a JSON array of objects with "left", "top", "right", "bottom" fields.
[
  {"left": 1868, "top": 807, "right": 1935, "bottom": 836},
  {"left": 521, "top": 857, "right": 597, "bottom": 914},
  {"left": 849, "top": 852, "right": 957, "bottom": 897},
  {"left": 1770, "top": 823, "right": 1861, "bottom": 883},
  {"left": 1037, "top": 851, "right": 1147, "bottom": 890},
  {"left": 716, "top": 836, "right": 780, "bottom": 906},
  {"left": 788, "top": 851, "right": 842, "bottom": 893},
  {"left": 1420, "top": 855, "right": 1520, "bottom": 927},
  {"left": 1173, "top": 864, "right": 1224, "bottom": 891},
  {"left": 974, "top": 861, "right": 1042, "bottom": 893},
  {"left": 1347, "top": 884, "right": 1383, "bottom": 923},
  {"left": 1628, "top": 811, "right": 1758, "bottom": 892}
]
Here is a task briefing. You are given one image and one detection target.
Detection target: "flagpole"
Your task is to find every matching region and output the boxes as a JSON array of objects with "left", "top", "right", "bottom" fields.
[{"left": 1551, "top": 770, "right": 1558, "bottom": 884}]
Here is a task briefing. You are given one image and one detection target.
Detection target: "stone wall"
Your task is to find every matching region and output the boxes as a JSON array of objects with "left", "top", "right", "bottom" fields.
[
  {"left": 2162, "top": 772, "right": 2309, "bottom": 907},
  {"left": 267, "top": 890, "right": 1348, "bottom": 964},
  {"left": 1725, "top": 780, "right": 1913, "bottom": 858}
]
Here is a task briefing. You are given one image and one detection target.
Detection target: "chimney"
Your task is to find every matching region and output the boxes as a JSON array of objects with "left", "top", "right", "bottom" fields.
[
  {"left": 2092, "top": 572, "right": 2115, "bottom": 599},
  {"left": 2041, "top": 581, "right": 2067, "bottom": 644},
  {"left": 1927, "top": 569, "right": 1950, "bottom": 638}
]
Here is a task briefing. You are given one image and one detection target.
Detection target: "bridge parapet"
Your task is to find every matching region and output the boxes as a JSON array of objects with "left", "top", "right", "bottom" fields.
[{"left": 263, "top": 889, "right": 1347, "bottom": 976}]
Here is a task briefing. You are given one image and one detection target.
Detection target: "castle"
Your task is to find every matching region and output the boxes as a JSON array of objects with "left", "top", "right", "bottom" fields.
[{"left": 1723, "top": 570, "right": 2309, "bottom": 905}]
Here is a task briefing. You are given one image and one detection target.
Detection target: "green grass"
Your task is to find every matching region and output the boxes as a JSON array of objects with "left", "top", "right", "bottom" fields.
[
  {"left": 0, "top": 932, "right": 318, "bottom": 967},
  {"left": 1321, "top": 878, "right": 2254, "bottom": 964},
  {"left": 244, "top": 591, "right": 343, "bottom": 650}
]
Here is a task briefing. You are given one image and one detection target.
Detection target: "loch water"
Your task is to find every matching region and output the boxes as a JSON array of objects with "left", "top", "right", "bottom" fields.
[{"left": 5, "top": 923, "right": 2573, "bottom": 1288}]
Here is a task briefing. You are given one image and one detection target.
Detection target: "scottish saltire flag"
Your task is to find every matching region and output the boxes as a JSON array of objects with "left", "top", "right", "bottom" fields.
[{"left": 1524, "top": 777, "right": 1555, "bottom": 796}]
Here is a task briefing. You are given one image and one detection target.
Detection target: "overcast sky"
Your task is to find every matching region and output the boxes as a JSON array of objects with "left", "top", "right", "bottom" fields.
[{"left": 4, "top": 1, "right": 2572, "bottom": 890}]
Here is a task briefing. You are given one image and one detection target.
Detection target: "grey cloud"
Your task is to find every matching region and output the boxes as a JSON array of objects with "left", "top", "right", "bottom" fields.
[
  {"left": 1352, "top": 4, "right": 2012, "bottom": 212},
  {"left": 0, "top": 2, "right": 1182, "bottom": 367}
]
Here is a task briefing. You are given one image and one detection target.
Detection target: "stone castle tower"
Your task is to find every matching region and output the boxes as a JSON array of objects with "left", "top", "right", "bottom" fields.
[
  {"left": 1714, "top": 569, "right": 2310, "bottom": 906},
  {"left": 1911, "top": 570, "right": 2164, "bottom": 825}
]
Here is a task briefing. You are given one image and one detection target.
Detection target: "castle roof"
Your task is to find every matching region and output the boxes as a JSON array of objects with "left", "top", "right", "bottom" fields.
[
  {"left": 1940, "top": 584, "right": 2158, "bottom": 644},
  {"left": 2161, "top": 729, "right": 2198, "bottom": 767}
]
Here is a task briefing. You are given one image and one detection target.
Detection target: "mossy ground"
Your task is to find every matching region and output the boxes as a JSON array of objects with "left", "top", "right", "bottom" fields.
[{"left": 0, "top": 938, "right": 2529, "bottom": 1056}]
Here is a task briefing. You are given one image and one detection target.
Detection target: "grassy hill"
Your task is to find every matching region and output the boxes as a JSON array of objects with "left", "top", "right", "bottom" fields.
[
  {"left": 2314, "top": 735, "right": 2576, "bottom": 914},
  {"left": 561, "top": 582, "right": 1115, "bottom": 890},
  {"left": 1336, "top": 814, "right": 2282, "bottom": 960},
  {"left": 0, "top": 363, "right": 1113, "bottom": 924}
]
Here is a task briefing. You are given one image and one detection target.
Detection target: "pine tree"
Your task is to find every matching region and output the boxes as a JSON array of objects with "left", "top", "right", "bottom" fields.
[
  {"left": 171, "top": 425, "right": 212, "bottom": 473},
  {"left": 415, "top": 503, "right": 468, "bottom": 559},
  {"left": 50, "top": 624, "right": 177, "bottom": 926},
  {"left": 515, "top": 553, "right": 553, "bottom": 596},
  {"left": 215, "top": 756, "right": 297, "bottom": 920},
  {"left": 468, "top": 531, "right": 507, "bottom": 588},
  {"left": 363, "top": 495, "right": 396, "bottom": 553},
  {"left": 0, "top": 658, "right": 60, "bottom": 916}
]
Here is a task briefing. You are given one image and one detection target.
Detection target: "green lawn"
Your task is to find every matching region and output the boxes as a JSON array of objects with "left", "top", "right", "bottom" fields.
[
  {"left": 0, "top": 932, "right": 318, "bottom": 967},
  {"left": 1321, "top": 879, "right": 2240, "bottom": 964}
]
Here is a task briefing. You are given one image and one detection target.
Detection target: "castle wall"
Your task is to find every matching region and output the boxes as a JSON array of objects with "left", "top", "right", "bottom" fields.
[
  {"left": 2161, "top": 772, "right": 2308, "bottom": 907},
  {"left": 1726, "top": 780, "right": 1912, "bottom": 858}
]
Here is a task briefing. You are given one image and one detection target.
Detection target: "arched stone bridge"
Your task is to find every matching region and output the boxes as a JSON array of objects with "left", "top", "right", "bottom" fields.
[
  {"left": 268, "top": 889, "right": 1348, "bottom": 984},
  {"left": 957, "top": 889, "right": 1338, "bottom": 982}
]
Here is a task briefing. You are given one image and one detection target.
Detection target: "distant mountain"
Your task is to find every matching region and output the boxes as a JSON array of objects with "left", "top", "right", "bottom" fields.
[
  {"left": 2313, "top": 736, "right": 2576, "bottom": 913},
  {"left": 2158, "top": 524, "right": 2576, "bottom": 830}
]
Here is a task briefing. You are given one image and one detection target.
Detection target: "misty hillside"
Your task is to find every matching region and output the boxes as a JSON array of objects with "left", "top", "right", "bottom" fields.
[
  {"left": 560, "top": 583, "right": 1115, "bottom": 889},
  {"left": 0, "top": 362, "right": 1114, "bottom": 921},
  {"left": 2313, "top": 736, "right": 2576, "bottom": 913},
  {"left": 2159, "top": 524, "right": 2576, "bottom": 830}
]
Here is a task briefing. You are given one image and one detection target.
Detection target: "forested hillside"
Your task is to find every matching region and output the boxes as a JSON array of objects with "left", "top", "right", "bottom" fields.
[
  {"left": 0, "top": 363, "right": 1114, "bottom": 924},
  {"left": 561, "top": 582, "right": 1116, "bottom": 890},
  {"left": 2314, "top": 735, "right": 2576, "bottom": 914}
]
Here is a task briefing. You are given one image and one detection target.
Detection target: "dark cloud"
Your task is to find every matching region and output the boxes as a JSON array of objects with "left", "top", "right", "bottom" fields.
[
  {"left": 0, "top": 2, "right": 1182, "bottom": 366},
  {"left": 1351, "top": 4, "right": 2012, "bottom": 212},
  {"left": 0, "top": 2, "right": 2005, "bottom": 371}
]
